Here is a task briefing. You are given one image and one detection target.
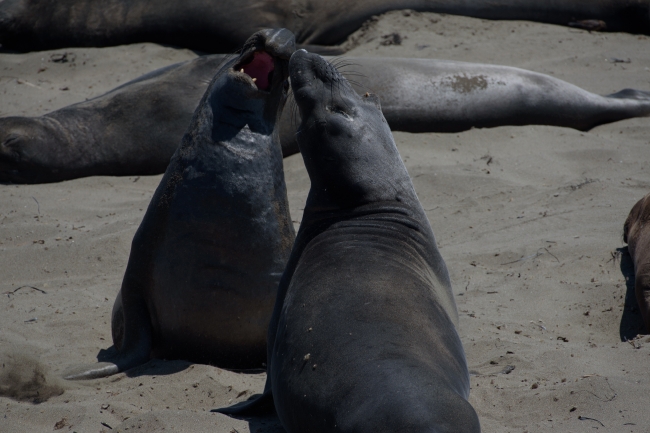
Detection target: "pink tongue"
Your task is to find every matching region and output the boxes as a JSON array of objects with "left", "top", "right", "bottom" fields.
[{"left": 243, "top": 51, "right": 274, "bottom": 90}]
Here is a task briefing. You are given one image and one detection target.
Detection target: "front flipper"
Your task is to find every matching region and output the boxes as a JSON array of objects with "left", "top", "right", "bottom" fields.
[
  {"left": 63, "top": 287, "right": 152, "bottom": 380},
  {"left": 61, "top": 342, "right": 150, "bottom": 380},
  {"left": 63, "top": 360, "right": 122, "bottom": 380},
  {"left": 212, "top": 390, "right": 275, "bottom": 416},
  {"left": 213, "top": 343, "right": 275, "bottom": 416}
]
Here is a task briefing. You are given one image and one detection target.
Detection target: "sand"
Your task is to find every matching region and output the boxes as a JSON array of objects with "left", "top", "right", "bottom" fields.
[{"left": 1, "top": 11, "right": 650, "bottom": 433}]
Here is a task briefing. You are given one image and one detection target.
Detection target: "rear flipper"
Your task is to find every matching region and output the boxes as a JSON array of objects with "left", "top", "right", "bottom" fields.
[
  {"left": 62, "top": 289, "right": 152, "bottom": 380},
  {"left": 592, "top": 88, "right": 650, "bottom": 126},
  {"left": 606, "top": 88, "right": 650, "bottom": 101}
]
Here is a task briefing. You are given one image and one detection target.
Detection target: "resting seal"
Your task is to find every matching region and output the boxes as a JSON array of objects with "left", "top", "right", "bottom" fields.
[
  {"left": 1, "top": 0, "right": 649, "bottom": 52},
  {"left": 0, "top": 56, "right": 225, "bottom": 184},
  {"left": 63, "top": 28, "right": 296, "bottom": 380},
  {"left": 217, "top": 50, "right": 480, "bottom": 432},
  {"left": 624, "top": 192, "right": 650, "bottom": 333},
  {"left": 3, "top": 55, "right": 650, "bottom": 183}
]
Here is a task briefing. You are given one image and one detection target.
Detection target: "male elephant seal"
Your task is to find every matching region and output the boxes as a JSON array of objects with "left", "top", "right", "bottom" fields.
[
  {"left": 624, "top": 192, "right": 650, "bottom": 333},
  {"left": 217, "top": 50, "right": 480, "bottom": 432},
  {"left": 1, "top": 0, "right": 649, "bottom": 52},
  {"left": 3, "top": 55, "right": 650, "bottom": 184},
  {"left": 63, "top": 28, "right": 296, "bottom": 380}
]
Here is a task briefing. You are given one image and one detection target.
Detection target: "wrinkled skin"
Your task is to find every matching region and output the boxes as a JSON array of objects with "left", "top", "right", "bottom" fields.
[
  {"left": 63, "top": 28, "right": 296, "bottom": 380},
  {"left": 624, "top": 192, "right": 650, "bottom": 333},
  {"left": 216, "top": 50, "right": 481, "bottom": 433},
  {"left": 0, "top": 0, "right": 649, "bottom": 52},
  {"left": 0, "top": 58, "right": 220, "bottom": 184},
  {"left": 3, "top": 55, "right": 650, "bottom": 184}
]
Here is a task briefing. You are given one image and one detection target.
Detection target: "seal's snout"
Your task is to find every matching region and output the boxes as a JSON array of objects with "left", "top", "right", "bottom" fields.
[
  {"left": 289, "top": 50, "right": 341, "bottom": 90},
  {"left": 259, "top": 28, "right": 296, "bottom": 59},
  {"left": 289, "top": 51, "right": 359, "bottom": 121},
  {"left": 232, "top": 28, "right": 295, "bottom": 93},
  {"left": 207, "top": 29, "right": 296, "bottom": 137}
]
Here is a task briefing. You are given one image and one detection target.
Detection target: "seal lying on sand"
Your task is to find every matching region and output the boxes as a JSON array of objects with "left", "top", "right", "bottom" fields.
[
  {"left": 0, "top": 56, "right": 224, "bottom": 184},
  {"left": 63, "top": 28, "right": 296, "bottom": 380},
  {"left": 3, "top": 55, "right": 650, "bottom": 184},
  {"left": 216, "top": 49, "right": 481, "bottom": 432},
  {"left": 624, "top": 192, "right": 650, "bottom": 333},
  {"left": 1, "top": 0, "right": 648, "bottom": 52}
]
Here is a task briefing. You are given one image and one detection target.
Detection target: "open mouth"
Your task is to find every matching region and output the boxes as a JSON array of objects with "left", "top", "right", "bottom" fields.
[{"left": 234, "top": 51, "right": 276, "bottom": 91}]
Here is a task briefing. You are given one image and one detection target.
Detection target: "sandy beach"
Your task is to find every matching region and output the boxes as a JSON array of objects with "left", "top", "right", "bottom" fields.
[{"left": 1, "top": 11, "right": 649, "bottom": 432}]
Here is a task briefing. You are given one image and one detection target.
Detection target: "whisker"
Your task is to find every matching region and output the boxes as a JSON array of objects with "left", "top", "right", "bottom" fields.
[
  {"left": 345, "top": 79, "right": 366, "bottom": 88},
  {"left": 287, "top": 88, "right": 300, "bottom": 134},
  {"left": 328, "top": 56, "right": 346, "bottom": 66},
  {"left": 329, "top": 57, "right": 369, "bottom": 95},
  {"left": 331, "top": 60, "right": 362, "bottom": 71},
  {"left": 338, "top": 71, "right": 366, "bottom": 77},
  {"left": 332, "top": 62, "right": 362, "bottom": 70}
]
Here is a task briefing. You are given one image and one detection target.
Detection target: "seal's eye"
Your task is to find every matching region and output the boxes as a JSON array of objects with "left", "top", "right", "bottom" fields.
[
  {"left": 239, "top": 51, "right": 275, "bottom": 91},
  {"left": 2, "top": 135, "right": 21, "bottom": 148},
  {"left": 327, "top": 106, "right": 352, "bottom": 120}
]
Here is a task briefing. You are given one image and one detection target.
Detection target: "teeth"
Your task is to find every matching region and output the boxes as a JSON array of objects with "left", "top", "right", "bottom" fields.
[
  {"left": 240, "top": 68, "right": 244, "bottom": 73},
  {"left": 252, "top": 78, "right": 257, "bottom": 82}
]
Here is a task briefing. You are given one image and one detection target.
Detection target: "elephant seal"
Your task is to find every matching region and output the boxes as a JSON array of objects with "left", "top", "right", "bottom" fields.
[
  {"left": 1, "top": 1, "right": 649, "bottom": 52},
  {"left": 217, "top": 50, "right": 480, "bottom": 432},
  {"left": 624, "top": 192, "right": 650, "bottom": 333},
  {"left": 0, "top": 56, "right": 229, "bottom": 184},
  {"left": 63, "top": 28, "right": 296, "bottom": 380},
  {"left": 3, "top": 55, "right": 650, "bottom": 184}
]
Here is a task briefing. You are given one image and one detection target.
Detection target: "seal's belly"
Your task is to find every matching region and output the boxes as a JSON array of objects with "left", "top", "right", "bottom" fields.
[
  {"left": 145, "top": 214, "right": 282, "bottom": 365},
  {"left": 271, "top": 236, "right": 471, "bottom": 429}
]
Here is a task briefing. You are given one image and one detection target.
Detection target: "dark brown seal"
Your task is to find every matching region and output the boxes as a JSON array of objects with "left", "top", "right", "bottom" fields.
[{"left": 63, "top": 28, "right": 296, "bottom": 380}]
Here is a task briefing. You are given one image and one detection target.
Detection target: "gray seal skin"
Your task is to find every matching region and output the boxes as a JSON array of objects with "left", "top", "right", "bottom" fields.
[
  {"left": 1, "top": 0, "right": 649, "bottom": 52},
  {"left": 63, "top": 28, "right": 296, "bottom": 380},
  {"left": 278, "top": 58, "right": 650, "bottom": 155},
  {"left": 3, "top": 55, "right": 650, "bottom": 184},
  {"left": 218, "top": 50, "right": 481, "bottom": 433},
  {"left": 624, "top": 192, "right": 650, "bottom": 333},
  {"left": 0, "top": 56, "right": 228, "bottom": 184}
]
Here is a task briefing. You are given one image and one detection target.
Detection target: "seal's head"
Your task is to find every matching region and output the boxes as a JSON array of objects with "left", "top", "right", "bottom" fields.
[
  {"left": 0, "top": 117, "right": 69, "bottom": 184},
  {"left": 193, "top": 28, "right": 295, "bottom": 144},
  {"left": 289, "top": 50, "right": 414, "bottom": 210}
]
